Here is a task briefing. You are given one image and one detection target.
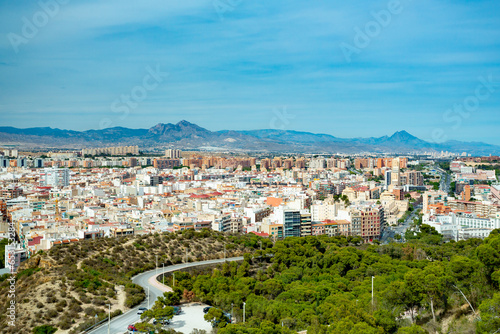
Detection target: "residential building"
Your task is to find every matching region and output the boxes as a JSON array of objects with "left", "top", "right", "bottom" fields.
[
  {"left": 40, "top": 168, "right": 70, "bottom": 187},
  {"left": 283, "top": 210, "right": 301, "bottom": 238}
]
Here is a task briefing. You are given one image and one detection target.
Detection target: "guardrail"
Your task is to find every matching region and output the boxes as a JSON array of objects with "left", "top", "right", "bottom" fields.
[{"left": 79, "top": 318, "right": 108, "bottom": 334}]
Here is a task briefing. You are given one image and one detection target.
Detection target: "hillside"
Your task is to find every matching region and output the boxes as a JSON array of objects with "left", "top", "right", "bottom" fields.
[{"left": 0, "top": 229, "right": 262, "bottom": 334}]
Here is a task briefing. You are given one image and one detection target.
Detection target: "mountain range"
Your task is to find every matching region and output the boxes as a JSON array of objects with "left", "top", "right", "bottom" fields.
[{"left": 1, "top": 120, "right": 499, "bottom": 155}]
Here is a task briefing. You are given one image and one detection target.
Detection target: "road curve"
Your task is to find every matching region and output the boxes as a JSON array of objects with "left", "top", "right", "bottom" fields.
[{"left": 88, "top": 257, "right": 244, "bottom": 334}]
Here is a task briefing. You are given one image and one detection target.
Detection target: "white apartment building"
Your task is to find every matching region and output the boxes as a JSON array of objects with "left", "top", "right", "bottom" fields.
[
  {"left": 311, "top": 204, "right": 338, "bottom": 222},
  {"left": 40, "top": 168, "right": 70, "bottom": 187},
  {"left": 165, "top": 149, "right": 182, "bottom": 159},
  {"left": 424, "top": 212, "right": 500, "bottom": 241}
]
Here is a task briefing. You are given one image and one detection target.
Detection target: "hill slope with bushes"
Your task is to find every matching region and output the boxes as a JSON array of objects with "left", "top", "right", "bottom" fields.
[{"left": 0, "top": 229, "right": 261, "bottom": 333}]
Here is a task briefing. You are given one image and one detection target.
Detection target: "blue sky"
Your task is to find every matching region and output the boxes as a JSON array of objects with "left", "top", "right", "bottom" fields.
[{"left": 0, "top": 0, "right": 499, "bottom": 144}]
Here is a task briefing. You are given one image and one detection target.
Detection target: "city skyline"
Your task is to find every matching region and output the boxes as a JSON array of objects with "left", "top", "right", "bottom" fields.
[
  {"left": 1, "top": 0, "right": 499, "bottom": 145},
  {"left": 2, "top": 1, "right": 500, "bottom": 332}
]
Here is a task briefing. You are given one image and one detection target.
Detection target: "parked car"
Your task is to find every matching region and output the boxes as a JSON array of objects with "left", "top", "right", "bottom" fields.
[
  {"left": 128, "top": 324, "right": 138, "bottom": 331},
  {"left": 137, "top": 307, "right": 147, "bottom": 315},
  {"left": 203, "top": 306, "right": 213, "bottom": 314},
  {"left": 153, "top": 318, "right": 170, "bottom": 325},
  {"left": 171, "top": 305, "right": 181, "bottom": 315},
  {"left": 209, "top": 310, "right": 232, "bottom": 327},
  {"left": 225, "top": 312, "right": 232, "bottom": 324}
]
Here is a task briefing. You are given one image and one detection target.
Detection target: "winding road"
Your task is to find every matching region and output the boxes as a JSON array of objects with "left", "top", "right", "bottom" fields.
[{"left": 88, "top": 257, "right": 244, "bottom": 334}]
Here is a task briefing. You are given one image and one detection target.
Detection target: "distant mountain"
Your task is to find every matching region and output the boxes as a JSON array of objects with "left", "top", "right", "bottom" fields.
[
  {"left": 0, "top": 121, "right": 499, "bottom": 155},
  {"left": 147, "top": 121, "right": 212, "bottom": 141},
  {"left": 231, "top": 129, "right": 344, "bottom": 144}
]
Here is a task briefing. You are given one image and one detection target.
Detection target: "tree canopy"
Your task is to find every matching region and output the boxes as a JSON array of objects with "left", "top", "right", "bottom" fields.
[{"left": 166, "top": 231, "right": 500, "bottom": 333}]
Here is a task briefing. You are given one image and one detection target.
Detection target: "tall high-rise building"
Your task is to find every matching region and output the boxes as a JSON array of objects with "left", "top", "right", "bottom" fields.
[
  {"left": 350, "top": 205, "right": 384, "bottom": 242},
  {"left": 34, "top": 158, "right": 44, "bottom": 168},
  {"left": 283, "top": 210, "right": 301, "bottom": 238},
  {"left": 260, "top": 159, "right": 271, "bottom": 170},
  {"left": 391, "top": 158, "right": 401, "bottom": 187},
  {"left": 384, "top": 170, "right": 392, "bottom": 189},
  {"left": 165, "top": 149, "right": 182, "bottom": 159},
  {"left": 16, "top": 158, "right": 26, "bottom": 167},
  {"left": 40, "top": 168, "right": 70, "bottom": 187},
  {"left": 310, "top": 158, "right": 326, "bottom": 169},
  {"left": 295, "top": 158, "right": 306, "bottom": 169},
  {"left": 404, "top": 170, "right": 423, "bottom": 186},
  {"left": 283, "top": 159, "right": 293, "bottom": 169},
  {"left": 300, "top": 212, "right": 312, "bottom": 237},
  {"left": 129, "top": 157, "right": 138, "bottom": 167},
  {"left": 272, "top": 158, "right": 282, "bottom": 169}
]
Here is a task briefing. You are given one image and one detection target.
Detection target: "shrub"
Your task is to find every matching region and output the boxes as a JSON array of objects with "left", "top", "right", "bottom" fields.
[
  {"left": 84, "top": 307, "right": 100, "bottom": 317},
  {"left": 56, "top": 300, "right": 67, "bottom": 308},
  {"left": 33, "top": 325, "right": 57, "bottom": 334},
  {"left": 58, "top": 317, "right": 72, "bottom": 330},
  {"left": 17, "top": 267, "right": 41, "bottom": 279},
  {"left": 46, "top": 309, "right": 58, "bottom": 318},
  {"left": 92, "top": 297, "right": 106, "bottom": 306},
  {"left": 70, "top": 302, "right": 82, "bottom": 313}
]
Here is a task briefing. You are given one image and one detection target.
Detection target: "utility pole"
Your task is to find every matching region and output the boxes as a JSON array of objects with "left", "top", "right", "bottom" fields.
[
  {"left": 162, "top": 263, "right": 165, "bottom": 285},
  {"left": 185, "top": 248, "right": 188, "bottom": 263},
  {"left": 224, "top": 243, "right": 226, "bottom": 261},
  {"left": 107, "top": 304, "right": 111, "bottom": 334},
  {"left": 156, "top": 255, "right": 158, "bottom": 276},
  {"left": 147, "top": 286, "right": 150, "bottom": 308},
  {"left": 243, "top": 302, "right": 246, "bottom": 323}
]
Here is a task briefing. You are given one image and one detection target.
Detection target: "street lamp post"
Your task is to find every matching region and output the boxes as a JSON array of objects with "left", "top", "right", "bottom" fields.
[
  {"left": 231, "top": 303, "right": 234, "bottom": 323},
  {"left": 224, "top": 243, "right": 226, "bottom": 261},
  {"left": 243, "top": 302, "right": 246, "bottom": 323},
  {"left": 371, "top": 276, "right": 375, "bottom": 309},
  {"left": 173, "top": 272, "right": 175, "bottom": 288},
  {"left": 147, "top": 286, "right": 150, "bottom": 308},
  {"left": 163, "top": 263, "right": 165, "bottom": 285},
  {"left": 156, "top": 255, "right": 158, "bottom": 276},
  {"left": 107, "top": 304, "right": 111, "bottom": 334}
]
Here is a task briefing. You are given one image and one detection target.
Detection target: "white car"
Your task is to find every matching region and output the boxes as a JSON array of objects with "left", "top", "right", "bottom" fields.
[{"left": 137, "top": 307, "right": 147, "bottom": 315}]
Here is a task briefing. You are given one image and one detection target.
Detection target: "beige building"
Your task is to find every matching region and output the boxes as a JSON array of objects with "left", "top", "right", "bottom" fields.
[
  {"left": 165, "top": 149, "right": 182, "bottom": 159},
  {"left": 82, "top": 146, "right": 139, "bottom": 156},
  {"left": 423, "top": 190, "right": 448, "bottom": 213}
]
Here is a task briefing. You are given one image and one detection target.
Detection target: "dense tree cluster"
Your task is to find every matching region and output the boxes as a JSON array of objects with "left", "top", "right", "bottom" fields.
[{"left": 171, "top": 232, "right": 500, "bottom": 333}]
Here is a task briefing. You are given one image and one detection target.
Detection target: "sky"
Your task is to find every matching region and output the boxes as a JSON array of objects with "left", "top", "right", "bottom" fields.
[{"left": 0, "top": 0, "right": 499, "bottom": 145}]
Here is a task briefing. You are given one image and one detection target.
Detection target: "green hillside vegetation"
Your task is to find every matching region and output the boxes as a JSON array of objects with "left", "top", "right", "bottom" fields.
[
  {"left": 0, "top": 237, "right": 9, "bottom": 268},
  {"left": 1, "top": 226, "right": 499, "bottom": 333},
  {"left": 165, "top": 232, "right": 500, "bottom": 334},
  {"left": 0, "top": 229, "right": 261, "bottom": 334}
]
